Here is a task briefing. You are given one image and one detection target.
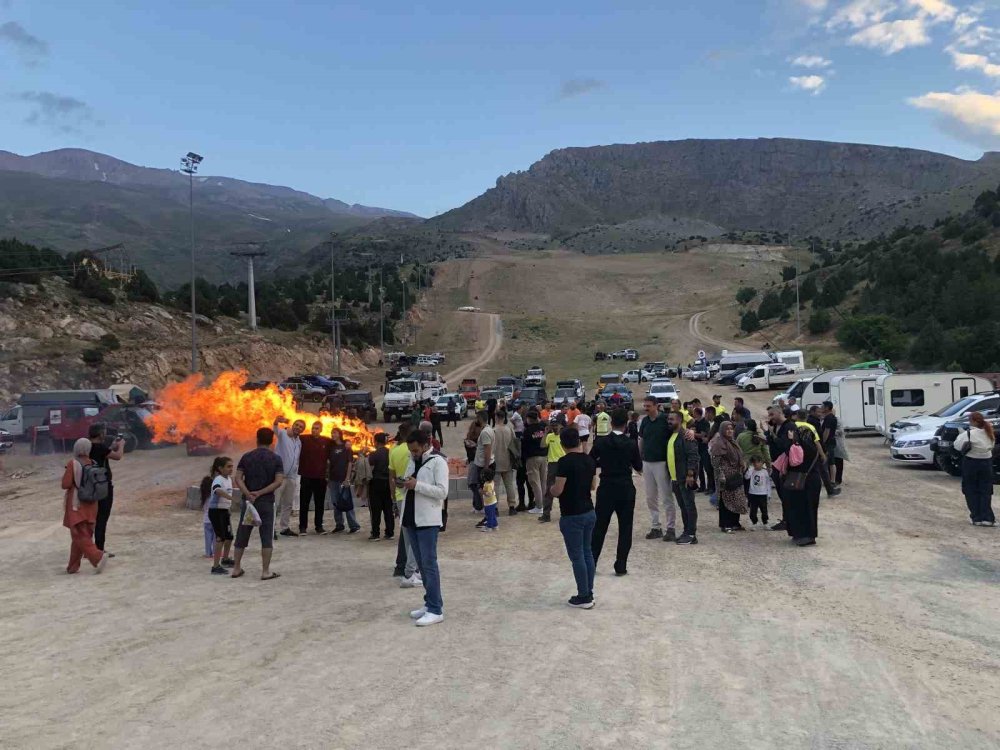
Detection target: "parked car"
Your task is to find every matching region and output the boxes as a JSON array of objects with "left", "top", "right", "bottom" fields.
[
  {"left": 552, "top": 387, "right": 580, "bottom": 407},
  {"left": 889, "top": 426, "right": 939, "bottom": 467},
  {"left": 524, "top": 367, "right": 546, "bottom": 386},
  {"left": 598, "top": 384, "right": 634, "bottom": 410},
  {"left": 301, "top": 374, "right": 346, "bottom": 393},
  {"left": 434, "top": 393, "right": 470, "bottom": 419},
  {"left": 513, "top": 387, "right": 548, "bottom": 410},
  {"left": 889, "top": 391, "right": 1000, "bottom": 440},
  {"left": 280, "top": 381, "right": 326, "bottom": 402},
  {"left": 716, "top": 368, "right": 752, "bottom": 386},
  {"left": 340, "top": 390, "right": 378, "bottom": 423},
  {"left": 932, "top": 411, "right": 1000, "bottom": 476},
  {"left": 622, "top": 368, "right": 658, "bottom": 383},
  {"left": 241, "top": 380, "right": 271, "bottom": 391},
  {"left": 328, "top": 375, "right": 362, "bottom": 390},
  {"left": 686, "top": 365, "right": 711, "bottom": 381},
  {"left": 594, "top": 351, "right": 607, "bottom": 361},
  {"left": 598, "top": 373, "right": 621, "bottom": 388},
  {"left": 0, "top": 428, "right": 13, "bottom": 454},
  {"left": 647, "top": 379, "right": 680, "bottom": 405},
  {"left": 555, "top": 379, "right": 585, "bottom": 401},
  {"left": 460, "top": 379, "right": 480, "bottom": 406}
]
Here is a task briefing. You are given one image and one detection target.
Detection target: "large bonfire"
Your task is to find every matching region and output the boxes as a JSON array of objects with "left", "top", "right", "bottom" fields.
[{"left": 145, "top": 370, "right": 378, "bottom": 451}]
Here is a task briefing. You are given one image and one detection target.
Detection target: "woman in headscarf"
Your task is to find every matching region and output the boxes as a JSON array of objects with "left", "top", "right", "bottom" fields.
[
  {"left": 709, "top": 421, "right": 749, "bottom": 533},
  {"left": 63, "top": 438, "right": 109, "bottom": 574},
  {"left": 781, "top": 424, "right": 824, "bottom": 546}
]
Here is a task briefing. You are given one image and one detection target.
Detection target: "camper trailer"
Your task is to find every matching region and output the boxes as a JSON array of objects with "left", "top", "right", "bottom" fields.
[
  {"left": 799, "top": 367, "right": 890, "bottom": 413},
  {"left": 772, "top": 350, "right": 806, "bottom": 372},
  {"left": 716, "top": 351, "right": 774, "bottom": 379},
  {"left": 829, "top": 374, "right": 884, "bottom": 432},
  {"left": 874, "top": 372, "right": 992, "bottom": 437}
]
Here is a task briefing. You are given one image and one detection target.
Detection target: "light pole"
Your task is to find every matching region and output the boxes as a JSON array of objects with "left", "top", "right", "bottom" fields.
[
  {"left": 180, "top": 151, "right": 203, "bottom": 372},
  {"left": 329, "top": 233, "right": 341, "bottom": 375},
  {"left": 229, "top": 249, "right": 267, "bottom": 330}
]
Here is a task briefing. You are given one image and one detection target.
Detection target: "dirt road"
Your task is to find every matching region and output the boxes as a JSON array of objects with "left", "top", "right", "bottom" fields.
[
  {"left": 443, "top": 312, "right": 502, "bottom": 385},
  {"left": 2, "top": 248, "right": 1000, "bottom": 749},
  {"left": 689, "top": 308, "right": 743, "bottom": 351}
]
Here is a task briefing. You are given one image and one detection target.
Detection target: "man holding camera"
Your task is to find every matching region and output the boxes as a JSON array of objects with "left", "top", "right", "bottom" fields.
[{"left": 88, "top": 423, "right": 125, "bottom": 556}]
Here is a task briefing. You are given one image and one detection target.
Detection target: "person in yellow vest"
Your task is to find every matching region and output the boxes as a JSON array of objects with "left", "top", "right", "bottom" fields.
[
  {"left": 593, "top": 401, "right": 612, "bottom": 438},
  {"left": 671, "top": 399, "right": 691, "bottom": 426},
  {"left": 475, "top": 397, "right": 486, "bottom": 412},
  {"left": 712, "top": 395, "right": 727, "bottom": 418}
]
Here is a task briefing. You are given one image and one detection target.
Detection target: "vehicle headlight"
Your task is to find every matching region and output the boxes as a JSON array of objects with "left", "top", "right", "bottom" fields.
[
  {"left": 895, "top": 438, "right": 931, "bottom": 448},
  {"left": 893, "top": 422, "right": 917, "bottom": 432}
]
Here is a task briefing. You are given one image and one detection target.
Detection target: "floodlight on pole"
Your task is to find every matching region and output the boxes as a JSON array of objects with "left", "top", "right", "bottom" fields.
[{"left": 180, "top": 152, "right": 203, "bottom": 373}]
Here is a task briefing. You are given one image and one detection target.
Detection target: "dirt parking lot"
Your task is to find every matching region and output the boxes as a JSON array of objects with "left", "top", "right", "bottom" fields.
[{"left": 2, "top": 250, "right": 1000, "bottom": 749}]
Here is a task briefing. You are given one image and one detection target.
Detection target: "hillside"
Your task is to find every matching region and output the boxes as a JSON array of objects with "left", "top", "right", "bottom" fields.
[
  {"left": 0, "top": 275, "right": 379, "bottom": 406},
  {"left": 433, "top": 138, "right": 1000, "bottom": 244},
  {"left": 0, "top": 149, "right": 417, "bottom": 285}
]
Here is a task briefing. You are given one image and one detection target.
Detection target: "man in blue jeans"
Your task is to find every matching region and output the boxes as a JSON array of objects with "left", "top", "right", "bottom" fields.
[{"left": 548, "top": 426, "right": 598, "bottom": 609}]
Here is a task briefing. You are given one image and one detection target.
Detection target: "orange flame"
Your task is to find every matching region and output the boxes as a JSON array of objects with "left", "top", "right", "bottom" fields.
[{"left": 145, "top": 370, "right": 378, "bottom": 452}]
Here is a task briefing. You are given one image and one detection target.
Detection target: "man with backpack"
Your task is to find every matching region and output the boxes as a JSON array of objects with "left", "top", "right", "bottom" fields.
[{"left": 88, "top": 423, "right": 125, "bottom": 557}]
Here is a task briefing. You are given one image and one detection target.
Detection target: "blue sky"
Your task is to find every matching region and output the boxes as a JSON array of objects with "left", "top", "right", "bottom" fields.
[{"left": 2, "top": 0, "right": 1000, "bottom": 216}]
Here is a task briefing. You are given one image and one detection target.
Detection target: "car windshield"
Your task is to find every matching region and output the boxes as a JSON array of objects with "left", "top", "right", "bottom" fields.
[
  {"left": 387, "top": 381, "right": 416, "bottom": 393},
  {"left": 555, "top": 388, "right": 575, "bottom": 397},
  {"left": 481, "top": 390, "right": 500, "bottom": 399},
  {"left": 436, "top": 396, "right": 456, "bottom": 406},
  {"left": 650, "top": 384, "right": 674, "bottom": 393},
  {"left": 932, "top": 396, "right": 979, "bottom": 417},
  {"left": 602, "top": 385, "right": 627, "bottom": 394}
]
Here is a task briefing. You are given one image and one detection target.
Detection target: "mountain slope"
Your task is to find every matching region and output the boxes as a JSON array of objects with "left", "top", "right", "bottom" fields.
[
  {"left": 432, "top": 138, "right": 1000, "bottom": 240},
  {"left": 0, "top": 149, "right": 417, "bottom": 285}
]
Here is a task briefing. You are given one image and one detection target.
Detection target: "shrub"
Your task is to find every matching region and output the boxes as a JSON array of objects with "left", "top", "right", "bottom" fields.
[
  {"left": 82, "top": 348, "right": 104, "bottom": 366},
  {"left": 808, "top": 309, "right": 832, "bottom": 334},
  {"left": 735, "top": 286, "right": 757, "bottom": 305},
  {"left": 740, "top": 310, "right": 761, "bottom": 333},
  {"left": 98, "top": 333, "right": 120, "bottom": 352}
]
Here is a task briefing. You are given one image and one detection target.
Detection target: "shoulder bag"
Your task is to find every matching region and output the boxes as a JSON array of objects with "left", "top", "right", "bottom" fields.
[{"left": 783, "top": 451, "right": 819, "bottom": 492}]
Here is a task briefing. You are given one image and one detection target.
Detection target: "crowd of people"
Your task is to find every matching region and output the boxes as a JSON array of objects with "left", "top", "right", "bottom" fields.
[{"left": 57, "top": 376, "right": 995, "bottom": 626}]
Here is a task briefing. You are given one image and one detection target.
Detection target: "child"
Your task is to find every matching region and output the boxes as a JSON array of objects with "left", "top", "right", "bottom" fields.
[
  {"left": 480, "top": 466, "right": 498, "bottom": 531},
  {"left": 201, "top": 456, "right": 236, "bottom": 574},
  {"left": 744, "top": 456, "right": 773, "bottom": 528}
]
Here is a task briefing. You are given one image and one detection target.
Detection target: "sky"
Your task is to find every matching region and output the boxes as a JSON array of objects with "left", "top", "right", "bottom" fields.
[{"left": 2, "top": 0, "right": 1000, "bottom": 217}]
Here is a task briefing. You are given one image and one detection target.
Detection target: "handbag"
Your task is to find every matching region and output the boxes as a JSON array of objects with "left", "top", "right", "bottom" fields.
[
  {"left": 960, "top": 429, "right": 973, "bottom": 455},
  {"left": 336, "top": 484, "right": 355, "bottom": 512},
  {"left": 723, "top": 473, "right": 743, "bottom": 492},
  {"left": 772, "top": 453, "right": 789, "bottom": 476},
  {"left": 783, "top": 452, "right": 819, "bottom": 492}
]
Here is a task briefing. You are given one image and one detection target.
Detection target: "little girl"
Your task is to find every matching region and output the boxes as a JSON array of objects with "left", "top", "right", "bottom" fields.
[
  {"left": 200, "top": 456, "right": 236, "bottom": 574},
  {"left": 744, "top": 455, "right": 773, "bottom": 529},
  {"left": 480, "top": 466, "right": 498, "bottom": 532}
]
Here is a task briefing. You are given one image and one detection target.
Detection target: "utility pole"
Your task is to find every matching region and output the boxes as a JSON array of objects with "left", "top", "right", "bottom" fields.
[
  {"left": 180, "top": 151, "right": 203, "bottom": 373},
  {"left": 379, "top": 265, "right": 385, "bottom": 365},
  {"left": 329, "top": 233, "right": 340, "bottom": 375},
  {"left": 229, "top": 250, "right": 267, "bottom": 330}
]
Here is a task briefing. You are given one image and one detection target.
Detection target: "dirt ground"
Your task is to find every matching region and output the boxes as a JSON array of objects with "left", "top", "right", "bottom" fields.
[{"left": 2, "top": 248, "right": 1000, "bottom": 749}]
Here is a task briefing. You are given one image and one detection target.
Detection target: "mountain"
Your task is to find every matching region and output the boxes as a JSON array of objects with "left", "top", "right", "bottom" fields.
[
  {"left": 0, "top": 148, "right": 418, "bottom": 285},
  {"left": 432, "top": 138, "right": 1000, "bottom": 243}
]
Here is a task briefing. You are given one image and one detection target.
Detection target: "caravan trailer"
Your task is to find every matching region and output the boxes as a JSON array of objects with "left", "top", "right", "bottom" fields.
[
  {"left": 874, "top": 372, "right": 992, "bottom": 437},
  {"left": 800, "top": 367, "right": 890, "bottom": 412},
  {"left": 772, "top": 350, "right": 806, "bottom": 372},
  {"left": 830, "top": 374, "right": 883, "bottom": 432},
  {"left": 717, "top": 351, "right": 773, "bottom": 379}
]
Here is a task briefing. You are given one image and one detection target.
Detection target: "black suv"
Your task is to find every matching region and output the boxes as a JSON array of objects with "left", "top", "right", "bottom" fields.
[
  {"left": 932, "top": 411, "right": 1000, "bottom": 477},
  {"left": 513, "top": 387, "right": 547, "bottom": 410},
  {"left": 598, "top": 384, "right": 634, "bottom": 410}
]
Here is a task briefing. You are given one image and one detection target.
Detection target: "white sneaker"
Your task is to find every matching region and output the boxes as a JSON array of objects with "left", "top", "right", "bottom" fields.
[
  {"left": 415, "top": 612, "right": 444, "bottom": 627},
  {"left": 410, "top": 607, "right": 427, "bottom": 619},
  {"left": 399, "top": 574, "right": 422, "bottom": 588},
  {"left": 527, "top": 508, "right": 543, "bottom": 515}
]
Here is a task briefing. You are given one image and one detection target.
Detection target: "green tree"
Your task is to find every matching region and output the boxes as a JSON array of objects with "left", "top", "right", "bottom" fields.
[
  {"left": 837, "top": 315, "right": 907, "bottom": 360},
  {"left": 757, "top": 290, "right": 784, "bottom": 320},
  {"left": 908, "top": 318, "right": 944, "bottom": 367},
  {"left": 740, "top": 310, "right": 761, "bottom": 333},
  {"left": 125, "top": 269, "right": 159, "bottom": 303},
  {"left": 808, "top": 309, "right": 832, "bottom": 334},
  {"left": 799, "top": 274, "right": 817, "bottom": 302},
  {"left": 781, "top": 265, "right": 797, "bottom": 282},
  {"left": 735, "top": 286, "right": 756, "bottom": 305}
]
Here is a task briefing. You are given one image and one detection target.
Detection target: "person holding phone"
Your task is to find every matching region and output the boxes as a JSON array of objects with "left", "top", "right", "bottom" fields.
[{"left": 88, "top": 423, "right": 125, "bottom": 557}]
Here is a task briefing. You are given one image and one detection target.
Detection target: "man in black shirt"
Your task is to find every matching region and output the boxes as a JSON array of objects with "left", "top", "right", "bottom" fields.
[
  {"left": 232, "top": 427, "right": 285, "bottom": 580},
  {"left": 692, "top": 407, "right": 712, "bottom": 493},
  {"left": 820, "top": 400, "right": 843, "bottom": 488},
  {"left": 88, "top": 423, "right": 124, "bottom": 556},
  {"left": 486, "top": 395, "right": 498, "bottom": 427},
  {"left": 367, "top": 432, "right": 394, "bottom": 540},
  {"left": 521, "top": 411, "right": 548, "bottom": 512},
  {"left": 590, "top": 409, "right": 642, "bottom": 576},
  {"left": 550, "top": 427, "right": 597, "bottom": 609},
  {"left": 765, "top": 407, "right": 797, "bottom": 533}
]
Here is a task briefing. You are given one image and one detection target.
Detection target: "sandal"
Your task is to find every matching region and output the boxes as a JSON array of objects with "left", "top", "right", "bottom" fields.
[
  {"left": 261, "top": 572, "right": 281, "bottom": 581},
  {"left": 231, "top": 569, "right": 245, "bottom": 579}
]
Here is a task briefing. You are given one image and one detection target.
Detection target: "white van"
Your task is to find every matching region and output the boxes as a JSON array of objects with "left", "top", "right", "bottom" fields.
[
  {"left": 874, "top": 372, "right": 993, "bottom": 437},
  {"left": 717, "top": 351, "right": 773, "bottom": 379},
  {"left": 799, "top": 367, "right": 890, "bottom": 412}
]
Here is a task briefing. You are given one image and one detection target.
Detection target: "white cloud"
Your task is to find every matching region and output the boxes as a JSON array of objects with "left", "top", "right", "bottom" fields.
[
  {"left": 948, "top": 47, "right": 1000, "bottom": 76},
  {"left": 909, "top": 88, "right": 1000, "bottom": 141},
  {"left": 955, "top": 22, "right": 997, "bottom": 48},
  {"left": 791, "top": 54, "right": 834, "bottom": 67},
  {"left": 828, "top": 0, "right": 898, "bottom": 29},
  {"left": 849, "top": 18, "right": 931, "bottom": 53},
  {"left": 906, "top": 0, "right": 957, "bottom": 22},
  {"left": 798, "top": 0, "right": 830, "bottom": 9},
  {"left": 790, "top": 74, "right": 828, "bottom": 93}
]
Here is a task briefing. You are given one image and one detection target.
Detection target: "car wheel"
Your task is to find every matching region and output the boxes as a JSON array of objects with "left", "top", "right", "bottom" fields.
[
  {"left": 934, "top": 452, "right": 962, "bottom": 477},
  {"left": 745, "top": 384, "right": 756, "bottom": 392},
  {"left": 121, "top": 431, "right": 138, "bottom": 453}
]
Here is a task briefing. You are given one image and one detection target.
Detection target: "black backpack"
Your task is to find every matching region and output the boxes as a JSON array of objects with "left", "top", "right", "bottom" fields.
[{"left": 76, "top": 461, "right": 110, "bottom": 503}]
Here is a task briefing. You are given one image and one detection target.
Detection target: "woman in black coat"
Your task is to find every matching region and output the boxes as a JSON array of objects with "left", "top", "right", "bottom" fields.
[{"left": 782, "top": 426, "right": 823, "bottom": 547}]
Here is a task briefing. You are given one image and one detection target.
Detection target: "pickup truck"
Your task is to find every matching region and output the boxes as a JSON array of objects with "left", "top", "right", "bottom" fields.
[
  {"left": 555, "top": 379, "right": 585, "bottom": 401},
  {"left": 738, "top": 365, "right": 823, "bottom": 391},
  {"left": 524, "top": 367, "right": 546, "bottom": 386},
  {"left": 382, "top": 378, "right": 437, "bottom": 422}
]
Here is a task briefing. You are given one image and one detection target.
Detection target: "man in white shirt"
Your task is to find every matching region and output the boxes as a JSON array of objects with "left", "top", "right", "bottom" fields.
[
  {"left": 574, "top": 410, "right": 592, "bottom": 446},
  {"left": 273, "top": 417, "right": 305, "bottom": 538}
]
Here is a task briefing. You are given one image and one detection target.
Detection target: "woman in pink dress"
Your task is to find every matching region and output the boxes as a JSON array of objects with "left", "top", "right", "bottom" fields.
[{"left": 63, "top": 438, "right": 108, "bottom": 574}]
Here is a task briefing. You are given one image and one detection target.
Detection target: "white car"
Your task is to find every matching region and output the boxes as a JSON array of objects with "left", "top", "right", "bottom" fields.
[
  {"left": 889, "top": 392, "right": 1000, "bottom": 440},
  {"left": 647, "top": 379, "right": 680, "bottom": 404},
  {"left": 889, "top": 426, "right": 938, "bottom": 467},
  {"left": 622, "top": 369, "right": 654, "bottom": 383}
]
